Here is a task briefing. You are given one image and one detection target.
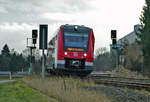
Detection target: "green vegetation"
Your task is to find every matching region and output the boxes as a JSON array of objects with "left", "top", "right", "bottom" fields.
[
  {"left": 0, "top": 80, "right": 53, "bottom": 102},
  {"left": 139, "top": 89, "right": 150, "bottom": 95},
  {"left": 23, "top": 75, "right": 111, "bottom": 102},
  {"left": 0, "top": 44, "right": 30, "bottom": 72},
  {"left": 0, "top": 44, "right": 41, "bottom": 73},
  {"left": 137, "top": 0, "right": 150, "bottom": 73}
]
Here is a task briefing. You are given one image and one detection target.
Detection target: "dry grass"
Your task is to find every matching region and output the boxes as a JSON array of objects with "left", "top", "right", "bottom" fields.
[
  {"left": 23, "top": 75, "right": 111, "bottom": 102},
  {"left": 125, "top": 44, "right": 143, "bottom": 68},
  {"left": 110, "top": 65, "right": 148, "bottom": 79}
]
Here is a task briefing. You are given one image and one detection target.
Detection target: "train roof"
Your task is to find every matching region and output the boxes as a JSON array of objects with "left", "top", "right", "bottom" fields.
[
  {"left": 48, "top": 24, "right": 92, "bottom": 45},
  {"left": 61, "top": 24, "right": 92, "bottom": 31}
]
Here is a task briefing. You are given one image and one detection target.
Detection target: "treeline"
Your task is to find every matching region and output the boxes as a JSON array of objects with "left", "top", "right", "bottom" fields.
[
  {"left": 0, "top": 44, "right": 30, "bottom": 72},
  {"left": 136, "top": 0, "right": 150, "bottom": 75}
]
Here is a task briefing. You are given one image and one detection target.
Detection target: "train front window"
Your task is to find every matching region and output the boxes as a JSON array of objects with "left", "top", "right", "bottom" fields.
[{"left": 64, "top": 32, "right": 89, "bottom": 51}]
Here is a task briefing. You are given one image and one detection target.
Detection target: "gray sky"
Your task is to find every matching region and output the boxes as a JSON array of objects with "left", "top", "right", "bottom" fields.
[{"left": 0, "top": 0, "right": 145, "bottom": 52}]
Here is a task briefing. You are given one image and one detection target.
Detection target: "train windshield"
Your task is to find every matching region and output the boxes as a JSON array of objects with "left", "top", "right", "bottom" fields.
[{"left": 64, "top": 32, "right": 89, "bottom": 52}]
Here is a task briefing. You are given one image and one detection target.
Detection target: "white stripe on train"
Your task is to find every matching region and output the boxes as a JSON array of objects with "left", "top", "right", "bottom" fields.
[{"left": 57, "top": 60, "right": 93, "bottom": 66}]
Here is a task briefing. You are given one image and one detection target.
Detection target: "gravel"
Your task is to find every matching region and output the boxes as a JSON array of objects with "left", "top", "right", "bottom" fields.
[{"left": 84, "top": 85, "right": 150, "bottom": 102}]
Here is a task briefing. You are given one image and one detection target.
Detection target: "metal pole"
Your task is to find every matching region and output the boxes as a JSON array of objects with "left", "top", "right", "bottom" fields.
[
  {"left": 42, "top": 29, "right": 45, "bottom": 84},
  {"left": 117, "top": 48, "right": 119, "bottom": 66},
  {"left": 116, "top": 47, "right": 120, "bottom": 67},
  {"left": 42, "top": 49, "right": 45, "bottom": 84},
  {"left": 115, "top": 48, "right": 117, "bottom": 68},
  {"left": 29, "top": 47, "right": 32, "bottom": 74},
  {"left": 27, "top": 38, "right": 28, "bottom": 47}
]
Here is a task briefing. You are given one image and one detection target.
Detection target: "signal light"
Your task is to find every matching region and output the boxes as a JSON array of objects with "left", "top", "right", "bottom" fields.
[
  {"left": 33, "top": 38, "right": 37, "bottom": 44},
  {"left": 32, "top": 30, "right": 38, "bottom": 38},
  {"left": 111, "top": 30, "right": 117, "bottom": 45},
  {"left": 32, "top": 30, "right": 38, "bottom": 44},
  {"left": 112, "top": 39, "right": 117, "bottom": 45},
  {"left": 111, "top": 30, "right": 117, "bottom": 39}
]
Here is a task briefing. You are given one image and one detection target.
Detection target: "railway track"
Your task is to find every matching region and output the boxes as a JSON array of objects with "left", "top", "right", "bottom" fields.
[
  {"left": 45, "top": 73, "right": 150, "bottom": 91},
  {"left": 90, "top": 74, "right": 150, "bottom": 91}
]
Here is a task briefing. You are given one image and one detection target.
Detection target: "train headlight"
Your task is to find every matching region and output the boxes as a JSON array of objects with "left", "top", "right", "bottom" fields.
[
  {"left": 64, "top": 52, "right": 68, "bottom": 55},
  {"left": 74, "top": 26, "right": 78, "bottom": 31},
  {"left": 84, "top": 53, "right": 87, "bottom": 57}
]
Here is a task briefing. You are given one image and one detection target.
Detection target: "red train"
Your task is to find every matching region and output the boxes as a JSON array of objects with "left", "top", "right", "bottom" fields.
[{"left": 46, "top": 24, "right": 95, "bottom": 76}]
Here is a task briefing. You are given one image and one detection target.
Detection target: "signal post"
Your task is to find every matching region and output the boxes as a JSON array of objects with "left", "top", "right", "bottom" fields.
[
  {"left": 111, "top": 30, "right": 125, "bottom": 67},
  {"left": 111, "top": 30, "right": 119, "bottom": 67},
  {"left": 27, "top": 29, "right": 38, "bottom": 74},
  {"left": 39, "top": 24, "right": 48, "bottom": 84}
]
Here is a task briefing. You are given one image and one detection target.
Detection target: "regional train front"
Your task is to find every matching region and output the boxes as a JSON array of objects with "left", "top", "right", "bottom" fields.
[{"left": 46, "top": 24, "right": 95, "bottom": 76}]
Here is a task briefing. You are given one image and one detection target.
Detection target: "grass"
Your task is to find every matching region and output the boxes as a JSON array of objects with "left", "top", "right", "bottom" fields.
[
  {"left": 23, "top": 75, "right": 111, "bottom": 102},
  {"left": 0, "top": 79, "right": 54, "bottom": 102}
]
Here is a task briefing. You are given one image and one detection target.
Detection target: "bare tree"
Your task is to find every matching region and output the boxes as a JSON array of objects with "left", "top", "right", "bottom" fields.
[
  {"left": 95, "top": 47, "right": 107, "bottom": 57},
  {"left": 94, "top": 47, "right": 115, "bottom": 71}
]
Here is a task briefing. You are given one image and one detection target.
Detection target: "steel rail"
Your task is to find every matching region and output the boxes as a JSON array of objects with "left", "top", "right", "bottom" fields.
[{"left": 93, "top": 78, "right": 150, "bottom": 91}]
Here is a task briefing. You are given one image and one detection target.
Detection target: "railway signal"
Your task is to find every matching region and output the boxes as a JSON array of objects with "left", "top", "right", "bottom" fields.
[
  {"left": 32, "top": 30, "right": 38, "bottom": 44},
  {"left": 111, "top": 30, "right": 117, "bottom": 39},
  {"left": 112, "top": 39, "right": 117, "bottom": 45},
  {"left": 39, "top": 25, "right": 48, "bottom": 49},
  {"left": 111, "top": 30, "right": 117, "bottom": 45},
  {"left": 111, "top": 29, "right": 119, "bottom": 67}
]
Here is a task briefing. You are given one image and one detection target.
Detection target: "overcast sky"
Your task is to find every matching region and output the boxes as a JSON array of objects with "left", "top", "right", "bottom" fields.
[{"left": 0, "top": 0, "right": 145, "bottom": 52}]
